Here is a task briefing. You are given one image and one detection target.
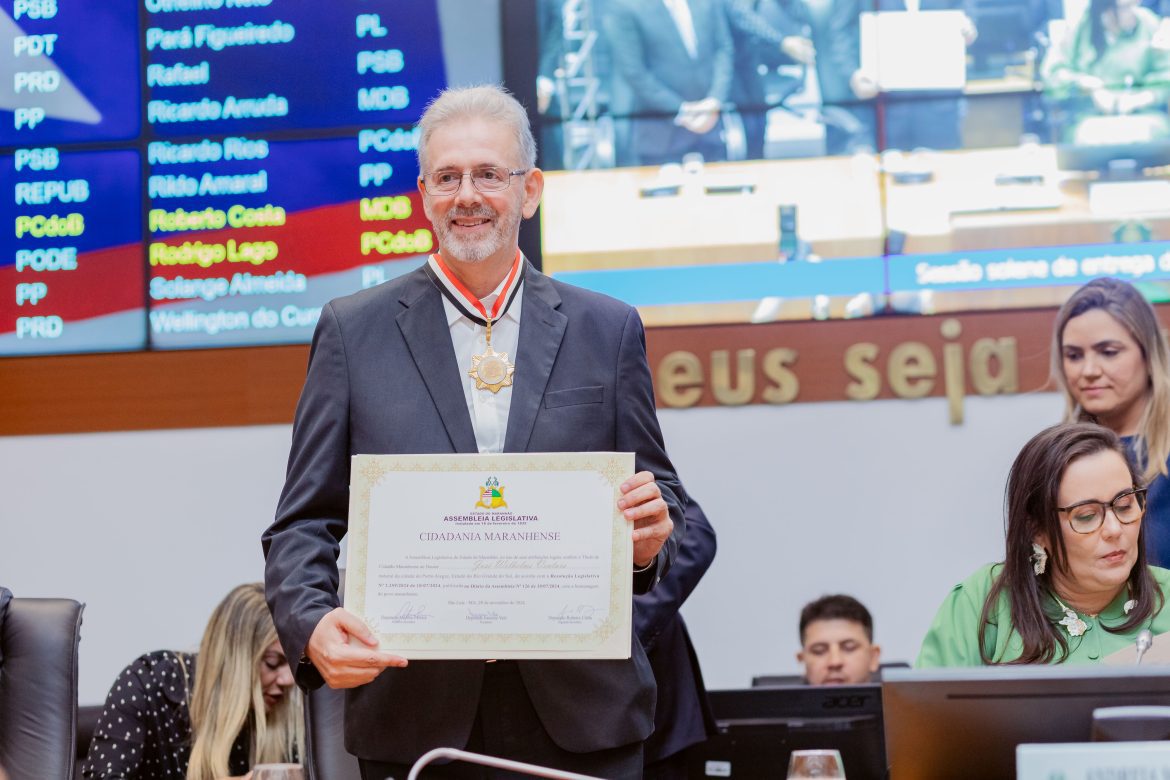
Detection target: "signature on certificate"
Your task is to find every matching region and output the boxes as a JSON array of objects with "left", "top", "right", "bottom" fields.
[
  {"left": 389, "top": 602, "right": 432, "bottom": 621},
  {"left": 550, "top": 604, "right": 597, "bottom": 624},
  {"left": 466, "top": 608, "right": 506, "bottom": 622}
]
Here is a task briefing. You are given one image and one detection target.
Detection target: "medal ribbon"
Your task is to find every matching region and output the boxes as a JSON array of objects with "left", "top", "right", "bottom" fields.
[{"left": 425, "top": 250, "right": 524, "bottom": 331}]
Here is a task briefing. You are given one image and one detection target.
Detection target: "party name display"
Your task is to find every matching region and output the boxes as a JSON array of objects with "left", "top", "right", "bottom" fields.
[{"left": 2, "top": 0, "right": 446, "bottom": 355}]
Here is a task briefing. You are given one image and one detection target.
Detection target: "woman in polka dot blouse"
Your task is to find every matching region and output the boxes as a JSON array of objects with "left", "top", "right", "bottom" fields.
[{"left": 82, "top": 583, "right": 303, "bottom": 780}]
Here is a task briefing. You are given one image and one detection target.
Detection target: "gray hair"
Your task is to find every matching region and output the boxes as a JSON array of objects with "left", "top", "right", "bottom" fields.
[{"left": 416, "top": 84, "right": 537, "bottom": 172}]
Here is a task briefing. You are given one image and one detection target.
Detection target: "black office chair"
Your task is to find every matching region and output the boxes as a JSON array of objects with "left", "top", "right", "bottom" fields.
[
  {"left": 74, "top": 704, "right": 102, "bottom": 780},
  {"left": 303, "top": 684, "right": 361, "bottom": 780},
  {"left": 751, "top": 662, "right": 910, "bottom": 687},
  {"left": 751, "top": 673, "right": 805, "bottom": 687},
  {"left": 0, "top": 592, "right": 85, "bottom": 780}
]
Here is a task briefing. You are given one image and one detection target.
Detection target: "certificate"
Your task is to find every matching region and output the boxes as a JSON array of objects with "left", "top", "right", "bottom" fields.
[
  {"left": 860, "top": 10, "right": 967, "bottom": 92},
  {"left": 344, "top": 452, "right": 634, "bottom": 659}
]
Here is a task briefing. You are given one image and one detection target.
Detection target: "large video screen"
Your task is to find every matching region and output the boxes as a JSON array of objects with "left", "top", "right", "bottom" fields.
[
  {"left": 2, "top": 0, "right": 449, "bottom": 355},
  {"left": 531, "top": 0, "right": 1170, "bottom": 325}
]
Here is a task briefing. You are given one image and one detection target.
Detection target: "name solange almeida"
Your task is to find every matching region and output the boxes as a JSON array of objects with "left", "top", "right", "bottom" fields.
[{"left": 150, "top": 270, "right": 306, "bottom": 303}]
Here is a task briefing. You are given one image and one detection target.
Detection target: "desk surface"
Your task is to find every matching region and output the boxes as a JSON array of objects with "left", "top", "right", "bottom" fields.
[
  {"left": 540, "top": 156, "right": 886, "bottom": 272},
  {"left": 541, "top": 145, "right": 1170, "bottom": 273},
  {"left": 537, "top": 147, "right": 1170, "bottom": 325},
  {"left": 884, "top": 146, "right": 1170, "bottom": 254}
]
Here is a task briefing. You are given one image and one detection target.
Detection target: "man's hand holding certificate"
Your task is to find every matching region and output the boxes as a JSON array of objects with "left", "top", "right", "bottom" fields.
[{"left": 621, "top": 469, "right": 673, "bottom": 569}]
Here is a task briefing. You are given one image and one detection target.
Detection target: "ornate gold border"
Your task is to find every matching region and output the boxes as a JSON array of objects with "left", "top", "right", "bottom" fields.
[{"left": 345, "top": 452, "right": 633, "bottom": 658}]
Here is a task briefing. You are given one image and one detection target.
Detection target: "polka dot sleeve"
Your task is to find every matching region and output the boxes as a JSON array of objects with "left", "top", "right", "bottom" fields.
[{"left": 81, "top": 651, "right": 194, "bottom": 780}]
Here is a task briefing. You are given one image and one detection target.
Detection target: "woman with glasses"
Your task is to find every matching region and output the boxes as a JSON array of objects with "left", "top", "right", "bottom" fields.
[
  {"left": 1052, "top": 278, "right": 1170, "bottom": 567},
  {"left": 917, "top": 422, "right": 1169, "bottom": 666}
]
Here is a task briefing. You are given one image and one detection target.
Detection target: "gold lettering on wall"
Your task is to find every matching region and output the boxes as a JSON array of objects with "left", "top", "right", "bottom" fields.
[
  {"left": 844, "top": 343, "right": 880, "bottom": 400},
  {"left": 658, "top": 350, "right": 704, "bottom": 408},
  {"left": 711, "top": 349, "right": 756, "bottom": 406},
  {"left": 650, "top": 317, "right": 1028, "bottom": 422},
  {"left": 887, "top": 342, "right": 936, "bottom": 398},
  {"left": 941, "top": 319, "right": 965, "bottom": 424},
  {"left": 761, "top": 348, "right": 800, "bottom": 404},
  {"left": 970, "top": 337, "right": 1019, "bottom": 395}
]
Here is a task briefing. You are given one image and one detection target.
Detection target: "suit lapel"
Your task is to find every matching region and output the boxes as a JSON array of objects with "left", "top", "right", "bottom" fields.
[
  {"left": 504, "top": 265, "right": 566, "bottom": 452},
  {"left": 396, "top": 271, "right": 478, "bottom": 453}
]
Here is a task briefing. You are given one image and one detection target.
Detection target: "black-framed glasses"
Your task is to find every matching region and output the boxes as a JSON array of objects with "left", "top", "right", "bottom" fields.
[
  {"left": 1057, "top": 487, "right": 1147, "bottom": 534},
  {"left": 420, "top": 166, "right": 528, "bottom": 195}
]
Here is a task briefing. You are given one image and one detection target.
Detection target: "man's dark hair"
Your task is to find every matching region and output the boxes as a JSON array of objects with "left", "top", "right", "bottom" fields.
[{"left": 799, "top": 594, "right": 873, "bottom": 642}]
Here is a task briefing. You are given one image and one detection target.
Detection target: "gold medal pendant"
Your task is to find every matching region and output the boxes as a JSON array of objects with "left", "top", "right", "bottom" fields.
[{"left": 468, "top": 320, "right": 515, "bottom": 393}]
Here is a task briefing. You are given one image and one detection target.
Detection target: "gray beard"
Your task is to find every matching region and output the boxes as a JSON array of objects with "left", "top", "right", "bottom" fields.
[{"left": 435, "top": 206, "right": 520, "bottom": 264}]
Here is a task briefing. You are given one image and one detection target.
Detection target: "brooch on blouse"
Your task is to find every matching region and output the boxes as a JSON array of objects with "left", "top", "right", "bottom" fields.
[
  {"left": 1051, "top": 594, "right": 1134, "bottom": 638},
  {"left": 1051, "top": 592, "right": 1091, "bottom": 638},
  {"left": 1058, "top": 610, "right": 1088, "bottom": 637}
]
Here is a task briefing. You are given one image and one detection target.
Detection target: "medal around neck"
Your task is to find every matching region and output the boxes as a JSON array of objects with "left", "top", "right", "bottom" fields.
[
  {"left": 469, "top": 320, "right": 515, "bottom": 393},
  {"left": 426, "top": 251, "right": 524, "bottom": 394}
]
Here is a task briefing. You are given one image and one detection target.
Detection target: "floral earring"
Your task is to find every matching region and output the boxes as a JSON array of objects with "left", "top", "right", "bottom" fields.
[{"left": 1031, "top": 542, "right": 1048, "bottom": 576}]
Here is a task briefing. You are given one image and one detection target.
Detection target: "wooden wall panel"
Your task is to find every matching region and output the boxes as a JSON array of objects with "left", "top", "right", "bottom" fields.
[
  {"left": 4, "top": 303, "right": 1158, "bottom": 435},
  {"left": 0, "top": 345, "right": 308, "bottom": 435}
]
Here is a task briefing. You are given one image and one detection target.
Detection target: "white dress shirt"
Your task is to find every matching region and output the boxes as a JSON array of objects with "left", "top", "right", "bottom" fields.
[
  {"left": 663, "top": 0, "right": 699, "bottom": 59},
  {"left": 429, "top": 255, "right": 523, "bottom": 454}
]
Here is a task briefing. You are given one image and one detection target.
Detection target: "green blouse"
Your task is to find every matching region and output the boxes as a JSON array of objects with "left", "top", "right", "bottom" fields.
[
  {"left": 1041, "top": 7, "right": 1170, "bottom": 102},
  {"left": 917, "top": 563, "right": 1170, "bottom": 667}
]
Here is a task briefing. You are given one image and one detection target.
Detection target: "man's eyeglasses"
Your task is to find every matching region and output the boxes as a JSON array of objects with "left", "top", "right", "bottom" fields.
[
  {"left": 420, "top": 166, "right": 528, "bottom": 196},
  {"left": 1057, "top": 487, "right": 1147, "bottom": 534}
]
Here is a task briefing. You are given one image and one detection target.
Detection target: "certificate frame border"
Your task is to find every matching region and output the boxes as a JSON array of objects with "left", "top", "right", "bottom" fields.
[{"left": 345, "top": 452, "right": 634, "bottom": 659}]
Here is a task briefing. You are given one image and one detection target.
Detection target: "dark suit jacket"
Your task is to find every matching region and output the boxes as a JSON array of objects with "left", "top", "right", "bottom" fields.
[
  {"left": 637, "top": 499, "right": 717, "bottom": 764},
  {"left": 806, "top": 0, "right": 863, "bottom": 106},
  {"left": 605, "top": 0, "right": 734, "bottom": 161},
  {"left": 262, "top": 262, "right": 685, "bottom": 764},
  {"left": 606, "top": 0, "right": 734, "bottom": 116}
]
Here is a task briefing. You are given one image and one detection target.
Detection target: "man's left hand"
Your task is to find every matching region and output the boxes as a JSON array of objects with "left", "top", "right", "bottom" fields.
[{"left": 618, "top": 471, "right": 673, "bottom": 568}]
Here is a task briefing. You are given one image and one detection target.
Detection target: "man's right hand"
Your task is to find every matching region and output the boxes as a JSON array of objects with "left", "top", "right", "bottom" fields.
[
  {"left": 678, "top": 97, "right": 721, "bottom": 135},
  {"left": 781, "top": 36, "right": 816, "bottom": 65},
  {"left": 850, "top": 69, "right": 879, "bottom": 100},
  {"left": 307, "top": 607, "right": 408, "bottom": 688}
]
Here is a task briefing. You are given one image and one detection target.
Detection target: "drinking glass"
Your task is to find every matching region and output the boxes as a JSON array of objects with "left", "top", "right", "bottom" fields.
[
  {"left": 786, "top": 749, "right": 846, "bottom": 779},
  {"left": 251, "top": 764, "right": 304, "bottom": 780}
]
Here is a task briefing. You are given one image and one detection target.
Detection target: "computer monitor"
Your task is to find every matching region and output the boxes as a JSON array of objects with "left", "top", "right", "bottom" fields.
[
  {"left": 1057, "top": 139, "right": 1170, "bottom": 176},
  {"left": 882, "top": 665, "right": 1170, "bottom": 779},
  {"left": 688, "top": 684, "right": 887, "bottom": 780},
  {"left": 1092, "top": 705, "right": 1170, "bottom": 742},
  {"left": 1055, "top": 114, "right": 1170, "bottom": 175}
]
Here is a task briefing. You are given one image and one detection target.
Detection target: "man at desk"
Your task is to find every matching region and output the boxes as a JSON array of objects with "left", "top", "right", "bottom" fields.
[
  {"left": 797, "top": 595, "right": 882, "bottom": 685},
  {"left": 263, "top": 84, "right": 685, "bottom": 778}
]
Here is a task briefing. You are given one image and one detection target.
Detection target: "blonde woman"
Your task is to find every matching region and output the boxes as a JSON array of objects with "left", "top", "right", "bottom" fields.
[
  {"left": 1053, "top": 277, "right": 1170, "bottom": 566},
  {"left": 83, "top": 583, "right": 302, "bottom": 780}
]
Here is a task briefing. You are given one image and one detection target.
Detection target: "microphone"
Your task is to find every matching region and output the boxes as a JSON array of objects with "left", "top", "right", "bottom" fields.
[{"left": 1136, "top": 629, "right": 1154, "bottom": 665}]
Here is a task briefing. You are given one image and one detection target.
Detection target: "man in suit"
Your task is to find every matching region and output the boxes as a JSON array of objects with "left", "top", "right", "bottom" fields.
[
  {"left": 639, "top": 498, "right": 718, "bottom": 779},
  {"left": 803, "top": 0, "right": 879, "bottom": 154},
  {"left": 605, "top": 0, "right": 735, "bottom": 165},
  {"left": 724, "top": 0, "right": 815, "bottom": 160},
  {"left": 262, "top": 84, "right": 685, "bottom": 779}
]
